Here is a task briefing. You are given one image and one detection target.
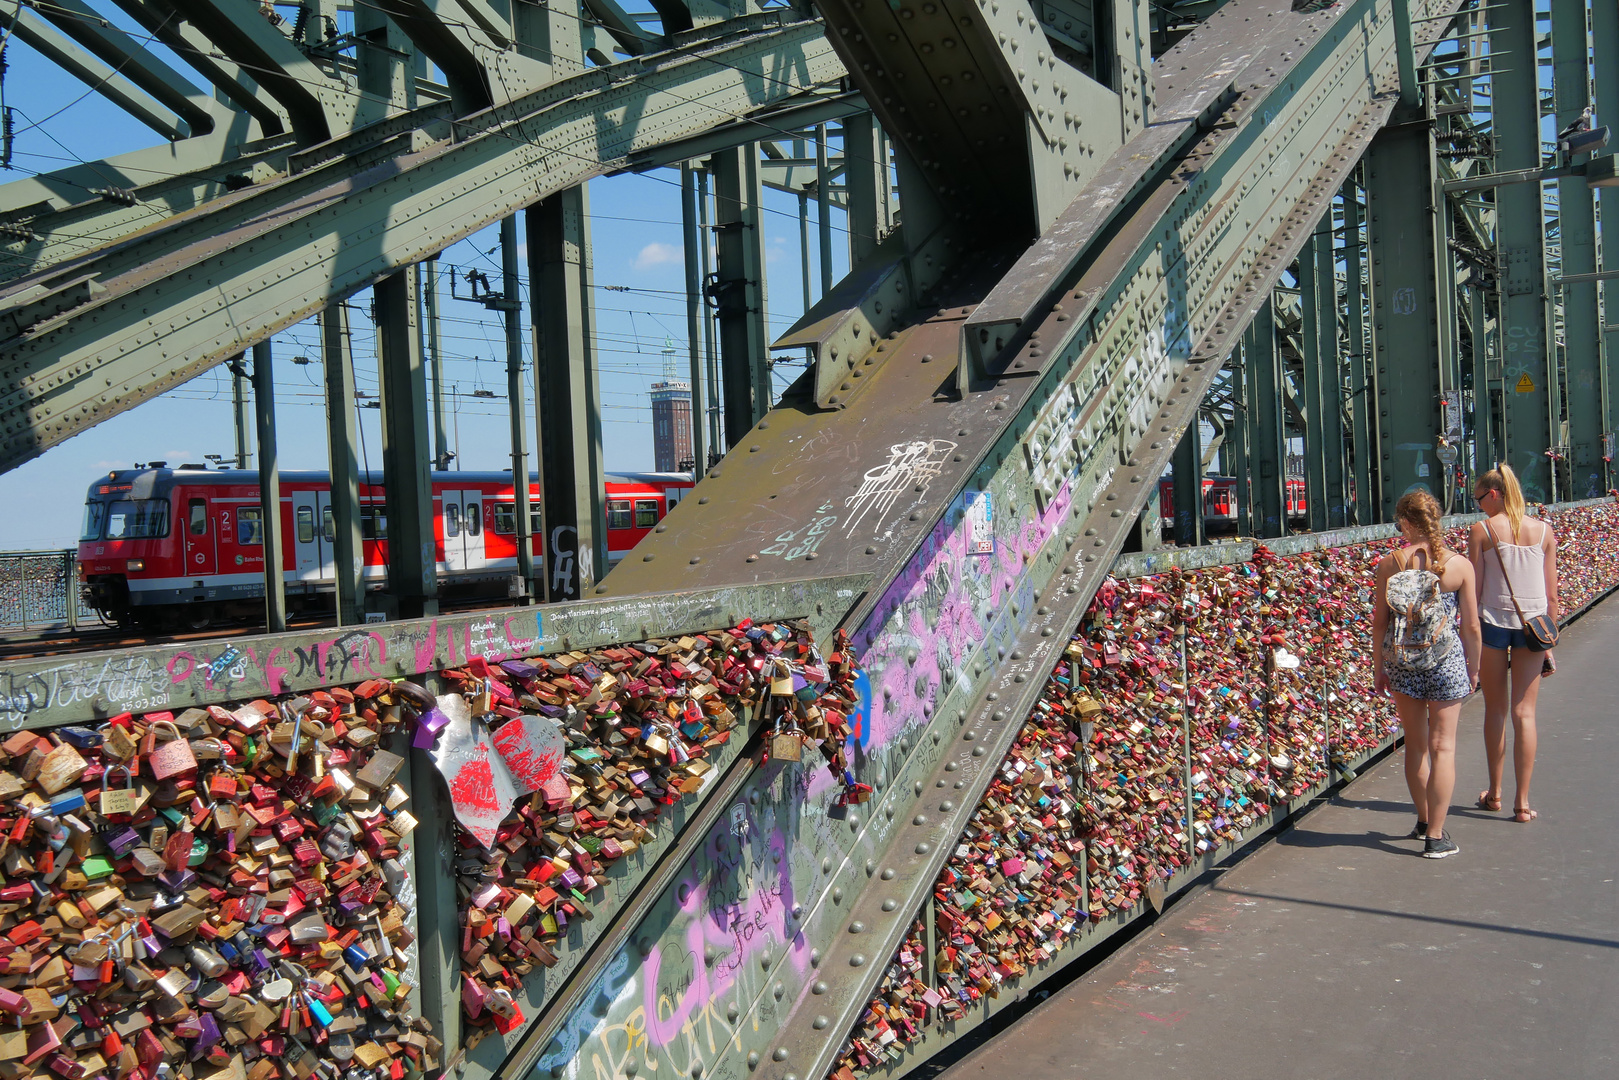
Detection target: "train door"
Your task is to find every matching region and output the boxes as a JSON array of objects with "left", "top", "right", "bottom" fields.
[
  {"left": 292, "top": 491, "right": 336, "bottom": 581},
  {"left": 181, "top": 494, "right": 217, "bottom": 577},
  {"left": 442, "top": 490, "right": 487, "bottom": 572}
]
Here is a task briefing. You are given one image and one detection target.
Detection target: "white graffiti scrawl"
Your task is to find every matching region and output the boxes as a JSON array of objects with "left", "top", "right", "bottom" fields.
[{"left": 843, "top": 439, "right": 957, "bottom": 538}]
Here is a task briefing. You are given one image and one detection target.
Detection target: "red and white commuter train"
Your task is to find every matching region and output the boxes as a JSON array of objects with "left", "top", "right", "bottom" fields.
[
  {"left": 1157, "top": 474, "right": 1308, "bottom": 531},
  {"left": 77, "top": 464, "right": 693, "bottom": 627}
]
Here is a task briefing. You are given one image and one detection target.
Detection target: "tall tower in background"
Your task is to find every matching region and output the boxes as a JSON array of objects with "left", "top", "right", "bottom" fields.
[{"left": 650, "top": 338, "right": 694, "bottom": 473}]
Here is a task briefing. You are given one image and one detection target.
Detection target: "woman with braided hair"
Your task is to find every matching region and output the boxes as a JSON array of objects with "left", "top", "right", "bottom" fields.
[{"left": 1372, "top": 490, "right": 1481, "bottom": 859}]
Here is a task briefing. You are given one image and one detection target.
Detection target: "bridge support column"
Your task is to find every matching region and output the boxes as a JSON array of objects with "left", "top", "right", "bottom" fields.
[
  {"left": 231, "top": 356, "right": 252, "bottom": 469},
  {"left": 844, "top": 112, "right": 891, "bottom": 266},
  {"left": 1246, "top": 300, "right": 1287, "bottom": 538},
  {"left": 424, "top": 256, "right": 450, "bottom": 469},
  {"left": 1365, "top": 120, "right": 1448, "bottom": 518},
  {"left": 681, "top": 164, "right": 709, "bottom": 475},
  {"left": 1297, "top": 223, "right": 1336, "bottom": 531},
  {"left": 1598, "top": 0, "right": 1619, "bottom": 493},
  {"left": 375, "top": 268, "right": 438, "bottom": 619},
  {"left": 531, "top": 185, "right": 606, "bottom": 601},
  {"left": 1551, "top": 1, "right": 1602, "bottom": 500},
  {"left": 1228, "top": 356, "right": 1250, "bottom": 537},
  {"left": 1344, "top": 179, "right": 1376, "bottom": 525},
  {"left": 1468, "top": 285, "right": 1496, "bottom": 482},
  {"left": 252, "top": 341, "right": 286, "bottom": 633},
  {"left": 1172, "top": 414, "right": 1204, "bottom": 548},
  {"left": 320, "top": 304, "right": 364, "bottom": 626},
  {"left": 1490, "top": 0, "right": 1555, "bottom": 501},
  {"left": 500, "top": 216, "right": 536, "bottom": 599},
  {"left": 711, "top": 144, "right": 771, "bottom": 446}
]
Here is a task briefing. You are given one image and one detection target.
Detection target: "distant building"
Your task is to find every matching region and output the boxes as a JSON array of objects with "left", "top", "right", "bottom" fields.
[
  {"left": 650, "top": 381, "right": 693, "bottom": 472},
  {"left": 650, "top": 338, "right": 694, "bottom": 472}
]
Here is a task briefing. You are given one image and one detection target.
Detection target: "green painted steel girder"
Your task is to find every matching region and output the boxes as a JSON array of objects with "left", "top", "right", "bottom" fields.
[
  {"left": 0, "top": 15, "right": 846, "bottom": 476},
  {"left": 1551, "top": 0, "right": 1603, "bottom": 498},
  {"left": 1298, "top": 227, "right": 1331, "bottom": 530},
  {"left": 1365, "top": 120, "right": 1449, "bottom": 518},
  {"left": 532, "top": 186, "right": 607, "bottom": 602},
  {"left": 1490, "top": 0, "right": 1555, "bottom": 500},
  {"left": 1247, "top": 300, "right": 1289, "bottom": 536},
  {"left": 1598, "top": 0, "right": 1619, "bottom": 486}
]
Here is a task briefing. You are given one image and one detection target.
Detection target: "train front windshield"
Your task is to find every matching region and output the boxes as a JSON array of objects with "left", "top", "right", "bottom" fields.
[{"left": 81, "top": 499, "right": 170, "bottom": 540}]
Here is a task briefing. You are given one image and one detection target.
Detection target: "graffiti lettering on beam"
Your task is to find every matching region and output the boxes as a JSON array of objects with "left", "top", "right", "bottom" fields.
[
  {"left": 0, "top": 578, "right": 872, "bottom": 729},
  {"left": 0, "top": 614, "right": 543, "bottom": 730}
]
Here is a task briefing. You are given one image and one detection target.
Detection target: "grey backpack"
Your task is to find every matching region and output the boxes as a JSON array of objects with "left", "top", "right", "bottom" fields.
[{"left": 1384, "top": 552, "right": 1457, "bottom": 673}]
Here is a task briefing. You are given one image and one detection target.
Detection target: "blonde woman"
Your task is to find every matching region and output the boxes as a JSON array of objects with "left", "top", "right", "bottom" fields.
[
  {"left": 1373, "top": 490, "right": 1482, "bottom": 858},
  {"left": 1468, "top": 464, "right": 1557, "bottom": 824}
]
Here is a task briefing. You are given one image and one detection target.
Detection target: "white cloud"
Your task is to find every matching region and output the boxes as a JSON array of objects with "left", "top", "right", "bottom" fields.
[{"left": 633, "top": 242, "right": 682, "bottom": 270}]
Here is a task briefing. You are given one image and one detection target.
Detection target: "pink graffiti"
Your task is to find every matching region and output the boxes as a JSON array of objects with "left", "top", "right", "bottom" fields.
[
  {"left": 643, "top": 829, "right": 807, "bottom": 1047},
  {"left": 853, "top": 479, "right": 1074, "bottom": 755}
]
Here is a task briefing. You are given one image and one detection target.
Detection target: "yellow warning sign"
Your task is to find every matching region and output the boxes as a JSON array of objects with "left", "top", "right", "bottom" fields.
[{"left": 1515, "top": 373, "right": 1536, "bottom": 393}]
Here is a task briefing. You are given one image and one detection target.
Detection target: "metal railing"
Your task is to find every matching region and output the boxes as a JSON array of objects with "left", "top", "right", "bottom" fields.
[{"left": 0, "top": 550, "right": 93, "bottom": 632}]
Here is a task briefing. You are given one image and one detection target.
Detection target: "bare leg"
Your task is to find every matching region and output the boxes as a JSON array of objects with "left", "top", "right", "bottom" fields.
[
  {"left": 1479, "top": 645, "right": 1511, "bottom": 806},
  {"left": 1395, "top": 692, "right": 1431, "bottom": 825},
  {"left": 1425, "top": 699, "right": 1462, "bottom": 837},
  {"left": 1508, "top": 647, "right": 1544, "bottom": 817}
]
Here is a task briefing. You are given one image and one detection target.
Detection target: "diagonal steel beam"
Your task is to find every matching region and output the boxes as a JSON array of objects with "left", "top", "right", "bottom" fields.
[
  {"left": 107, "top": 0, "right": 291, "bottom": 135},
  {"left": 32, "top": 0, "right": 225, "bottom": 135},
  {"left": 0, "top": 6, "right": 188, "bottom": 139},
  {"left": 0, "top": 14, "right": 845, "bottom": 475}
]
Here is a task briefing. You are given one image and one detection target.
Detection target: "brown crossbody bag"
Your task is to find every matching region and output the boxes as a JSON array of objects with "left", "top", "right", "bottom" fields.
[{"left": 1487, "top": 521, "right": 1558, "bottom": 651}]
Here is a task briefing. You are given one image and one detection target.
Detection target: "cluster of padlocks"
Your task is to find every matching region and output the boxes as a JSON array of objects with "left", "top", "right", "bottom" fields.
[
  {"left": 431, "top": 620, "right": 865, "bottom": 1037},
  {"left": 0, "top": 681, "right": 428, "bottom": 1080},
  {"left": 829, "top": 500, "right": 1619, "bottom": 1078},
  {"left": 0, "top": 614, "right": 866, "bottom": 1080}
]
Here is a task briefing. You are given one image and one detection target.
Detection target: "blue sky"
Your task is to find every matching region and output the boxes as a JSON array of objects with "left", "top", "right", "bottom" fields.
[{"left": 0, "top": 9, "right": 847, "bottom": 548}]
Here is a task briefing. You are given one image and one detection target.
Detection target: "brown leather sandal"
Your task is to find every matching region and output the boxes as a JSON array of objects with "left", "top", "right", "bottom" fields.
[{"left": 1476, "top": 791, "right": 1502, "bottom": 812}]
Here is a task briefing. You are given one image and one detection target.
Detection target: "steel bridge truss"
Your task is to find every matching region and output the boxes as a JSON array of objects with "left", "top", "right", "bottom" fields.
[{"left": 0, "top": 2, "right": 1616, "bottom": 1080}]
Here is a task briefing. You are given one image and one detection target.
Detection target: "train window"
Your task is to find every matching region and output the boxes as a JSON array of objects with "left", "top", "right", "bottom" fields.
[
  {"left": 634, "top": 499, "right": 659, "bottom": 528},
  {"left": 296, "top": 507, "right": 315, "bottom": 543},
  {"left": 80, "top": 503, "right": 106, "bottom": 541},
  {"left": 104, "top": 500, "right": 169, "bottom": 540},
  {"left": 188, "top": 499, "right": 207, "bottom": 536},
  {"left": 322, "top": 507, "right": 335, "bottom": 542},
  {"left": 445, "top": 503, "right": 461, "bottom": 539},
  {"left": 237, "top": 508, "right": 263, "bottom": 546},
  {"left": 465, "top": 502, "right": 481, "bottom": 536},
  {"left": 361, "top": 506, "right": 388, "bottom": 540},
  {"left": 493, "top": 504, "right": 514, "bottom": 534},
  {"left": 607, "top": 500, "right": 632, "bottom": 530}
]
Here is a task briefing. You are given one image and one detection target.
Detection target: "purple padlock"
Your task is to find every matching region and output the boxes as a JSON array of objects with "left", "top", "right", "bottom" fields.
[
  {"left": 412, "top": 706, "right": 451, "bottom": 750},
  {"left": 500, "top": 660, "right": 540, "bottom": 680},
  {"left": 186, "top": 1012, "right": 221, "bottom": 1058},
  {"left": 104, "top": 825, "right": 142, "bottom": 859}
]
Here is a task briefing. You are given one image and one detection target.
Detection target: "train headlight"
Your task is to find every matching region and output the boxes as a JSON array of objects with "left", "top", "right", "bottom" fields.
[{"left": 126, "top": 559, "right": 145, "bottom": 572}]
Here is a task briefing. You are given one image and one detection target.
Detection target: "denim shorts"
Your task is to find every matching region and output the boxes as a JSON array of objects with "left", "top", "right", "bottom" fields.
[{"left": 1481, "top": 623, "right": 1533, "bottom": 651}]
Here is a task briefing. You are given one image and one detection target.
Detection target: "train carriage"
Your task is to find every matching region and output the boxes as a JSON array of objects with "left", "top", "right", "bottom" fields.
[{"left": 77, "top": 464, "right": 692, "bottom": 628}]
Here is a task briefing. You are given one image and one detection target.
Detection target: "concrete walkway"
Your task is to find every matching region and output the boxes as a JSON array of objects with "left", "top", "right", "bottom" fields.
[{"left": 937, "top": 594, "right": 1619, "bottom": 1080}]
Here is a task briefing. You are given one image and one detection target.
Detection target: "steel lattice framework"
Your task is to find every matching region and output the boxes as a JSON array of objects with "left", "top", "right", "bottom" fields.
[{"left": 0, "top": 1, "right": 1614, "bottom": 1079}]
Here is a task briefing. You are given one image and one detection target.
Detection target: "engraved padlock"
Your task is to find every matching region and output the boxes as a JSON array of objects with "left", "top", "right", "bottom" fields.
[
  {"left": 98, "top": 764, "right": 138, "bottom": 817},
  {"left": 146, "top": 720, "right": 197, "bottom": 780}
]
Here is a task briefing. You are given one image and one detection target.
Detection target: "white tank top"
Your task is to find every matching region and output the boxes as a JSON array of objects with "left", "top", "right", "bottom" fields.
[{"left": 1478, "top": 518, "right": 1548, "bottom": 628}]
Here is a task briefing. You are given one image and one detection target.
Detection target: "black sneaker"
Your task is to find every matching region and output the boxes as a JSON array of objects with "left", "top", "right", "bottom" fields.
[
  {"left": 1423, "top": 831, "right": 1459, "bottom": 859},
  {"left": 1407, "top": 820, "right": 1428, "bottom": 840}
]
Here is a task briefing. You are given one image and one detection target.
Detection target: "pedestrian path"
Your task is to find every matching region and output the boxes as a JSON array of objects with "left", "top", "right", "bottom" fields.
[{"left": 935, "top": 593, "right": 1619, "bottom": 1080}]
